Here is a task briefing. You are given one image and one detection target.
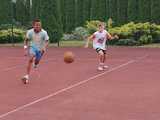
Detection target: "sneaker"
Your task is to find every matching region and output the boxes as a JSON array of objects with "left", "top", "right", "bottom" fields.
[
  {"left": 33, "top": 62, "right": 38, "bottom": 68},
  {"left": 103, "top": 65, "right": 109, "bottom": 69},
  {"left": 21, "top": 75, "right": 29, "bottom": 84},
  {"left": 97, "top": 66, "right": 104, "bottom": 71}
]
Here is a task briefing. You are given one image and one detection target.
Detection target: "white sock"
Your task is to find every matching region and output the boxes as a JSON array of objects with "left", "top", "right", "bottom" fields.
[{"left": 25, "top": 74, "right": 29, "bottom": 79}]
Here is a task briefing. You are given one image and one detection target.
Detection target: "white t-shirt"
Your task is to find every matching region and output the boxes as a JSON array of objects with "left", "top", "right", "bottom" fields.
[
  {"left": 26, "top": 28, "right": 49, "bottom": 50},
  {"left": 92, "top": 30, "right": 109, "bottom": 50}
]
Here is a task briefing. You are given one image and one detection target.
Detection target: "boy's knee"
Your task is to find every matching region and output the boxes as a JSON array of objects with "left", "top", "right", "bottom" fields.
[
  {"left": 35, "top": 59, "right": 40, "bottom": 64},
  {"left": 29, "top": 58, "right": 34, "bottom": 63},
  {"left": 98, "top": 50, "right": 104, "bottom": 56}
]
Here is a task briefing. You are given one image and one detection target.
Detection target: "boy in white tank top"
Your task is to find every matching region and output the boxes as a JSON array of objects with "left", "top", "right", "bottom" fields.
[{"left": 85, "top": 22, "right": 118, "bottom": 71}]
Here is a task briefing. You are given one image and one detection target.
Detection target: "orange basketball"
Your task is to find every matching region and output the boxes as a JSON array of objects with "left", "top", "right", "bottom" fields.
[{"left": 64, "top": 51, "right": 74, "bottom": 63}]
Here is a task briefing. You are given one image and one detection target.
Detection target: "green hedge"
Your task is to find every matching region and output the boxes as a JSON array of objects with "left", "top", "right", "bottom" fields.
[
  {"left": 109, "top": 22, "right": 160, "bottom": 45},
  {"left": 0, "top": 28, "right": 25, "bottom": 43},
  {"left": 115, "top": 39, "right": 138, "bottom": 46},
  {"left": 85, "top": 21, "right": 160, "bottom": 46}
]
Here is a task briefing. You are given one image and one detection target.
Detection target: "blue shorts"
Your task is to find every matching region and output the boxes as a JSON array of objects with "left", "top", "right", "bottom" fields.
[{"left": 29, "top": 46, "right": 43, "bottom": 61}]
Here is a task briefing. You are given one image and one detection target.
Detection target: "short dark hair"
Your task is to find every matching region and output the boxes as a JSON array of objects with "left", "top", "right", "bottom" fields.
[{"left": 32, "top": 19, "right": 41, "bottom": 25}]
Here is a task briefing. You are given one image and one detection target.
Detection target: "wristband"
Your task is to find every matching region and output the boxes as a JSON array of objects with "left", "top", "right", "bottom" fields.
[{"left": 24, "top": 45, "right": 27, "bottom": 49}]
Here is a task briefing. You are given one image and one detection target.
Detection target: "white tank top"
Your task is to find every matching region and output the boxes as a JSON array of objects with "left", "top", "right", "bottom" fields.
[{"left": 92, "top": 30, "right": 108, "bottom": 50}]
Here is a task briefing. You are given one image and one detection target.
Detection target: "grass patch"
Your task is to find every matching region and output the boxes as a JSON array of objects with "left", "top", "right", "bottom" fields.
[
  {"left": 0, "top": 43, "right": 23, "bottom": 47},
  {"left": 1, "top": 40, "right": 160, "bottom": 48},
  {"left": 0, "top": 40, "right": 87, "bottom": 48},
  {"left": 140, "top": 43, "right": 160, "bottom": 48},
  {"left": 58, "top": 40, "right": 85, "bottom": 47}
]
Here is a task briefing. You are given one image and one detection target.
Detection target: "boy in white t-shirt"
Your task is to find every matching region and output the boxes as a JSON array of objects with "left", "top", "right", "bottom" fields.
[
  {"left": 21, "top": 19, "right": 49, "bottom": 84},
  {"left": 85, "top": 22, "right": 118, "bottom": 71}
]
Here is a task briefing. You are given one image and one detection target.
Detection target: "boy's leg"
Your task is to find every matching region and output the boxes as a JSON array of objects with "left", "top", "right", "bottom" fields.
[
  {"left": 96, "top": 48, "right": 103, "bottom": 62},
  {"left": 21, "top": 47, "right": 36, "bottom": 84},
  {"left": 99, "top": 51, "right": 104, "bottom": 63},
  {"left": 22, "top": 55, "right": 34, "bottom": 84},
  {"left": 97, "top": 49, "right": 108, "bottom": 70},
  {"left": 33, "top": 50, "right": 44, "bottom": 68},
  {"left": 27, "top": 55, "right": 35, "bottom": 74},
  {"left": 101, "top": 50, "right": 108, "bottom": 69},
  {"left": 97, "top": 49, "right": 105, "bottom": 71},
  {"left": 102, "top": 50, "right": 106, "bottom": 63}
]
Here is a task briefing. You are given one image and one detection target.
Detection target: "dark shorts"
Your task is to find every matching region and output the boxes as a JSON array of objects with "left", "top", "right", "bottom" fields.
[{"left": 96, "top": 48, "right": 106, "bottom": 54}]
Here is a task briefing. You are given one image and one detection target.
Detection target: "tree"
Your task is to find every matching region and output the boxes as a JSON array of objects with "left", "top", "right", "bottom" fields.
[
  {"left": 0, "top": 0, "right": 11, "bottom": 25},
  {"left": 90, "top": 0, "right": 107, "bottom": 21},
  {"left": 90, "top": 0, "right": 99, "bottom": 20},
  {"left": 40, "top": 0, "right": 63, "bottom": 42},
  {"left": 75, "top": 0, "right": 84, "bottom": 26},
  {"left": 98, "top": 0, "right": 106, "bottom": 21},
  {"left": 127, "top": 0, "right": 138, "bottom": 22},
  {"left": 105, "top": 0, "right": 110, "bottom": 20},
  {"left": 15, "top": 0, "right": 31, "bottom": 25},
  {"left": 117, "top": 0, "right": 128, "bottom": 25},
  {"left": 83, "top": 0, "right": 91, "bottom": 22},
  {"left": 31, "top": 0, "right": 41, "bottom": 19},
  {"left": 59, "top": 0, "right": 65, "bottom": 31},
  {"left": 108, "top": 0, "right": 118, "bottom": 26},
  {"left": 151, "top": 0, "right": 160, "bottom": 24},
  {"left": 63, "top": 0, "right": 76, "bottom": 33},
  {"left": 138, "top": 0, "right": 151, "bottom": 22}
]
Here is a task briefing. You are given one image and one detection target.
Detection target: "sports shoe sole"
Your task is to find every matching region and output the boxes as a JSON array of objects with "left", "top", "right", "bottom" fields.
[
  {"left": 21, "top": 77, "right": 29, "bottom": 84},
  {"left": 103, "top": 66, "right": 109, "bottom": 69},
  {"left": 97, "top": 67, "right": 104, "bottom": 71}
]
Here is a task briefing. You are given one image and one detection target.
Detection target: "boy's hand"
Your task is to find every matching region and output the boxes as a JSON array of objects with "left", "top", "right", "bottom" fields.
[
  {"left": 42, "top": 40, "right": 49, "bottom": 53},
  {"left": 84, "top": 44, "right": 89, "bottom": 48},
  {"left": 24, "top": 45, "right": 28, "bottom": 56},
  {"left": 41, "top": 47, "right": 46, "bottom": 53},
  {"left": 114, "top": 35, "right": 119, "bottom": 39}
]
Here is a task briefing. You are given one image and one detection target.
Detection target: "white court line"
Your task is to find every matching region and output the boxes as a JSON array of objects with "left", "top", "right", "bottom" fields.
[{"left": 0, "top": 55, "right": 148, "bottom": 119}]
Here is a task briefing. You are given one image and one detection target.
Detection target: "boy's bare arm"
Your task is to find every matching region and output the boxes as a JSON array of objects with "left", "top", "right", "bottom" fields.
[
  {"left": 24, "top": 37, "right": 29, "bottom": 48},
  {"left": 107, "top": 32, "right": 119, "bottom": 40},
  {"left": 84, "top": 35, "right": 94, "bottom": 48},
  {"left": 42, "top": 40, "right": 49, "bottom": 52}
]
